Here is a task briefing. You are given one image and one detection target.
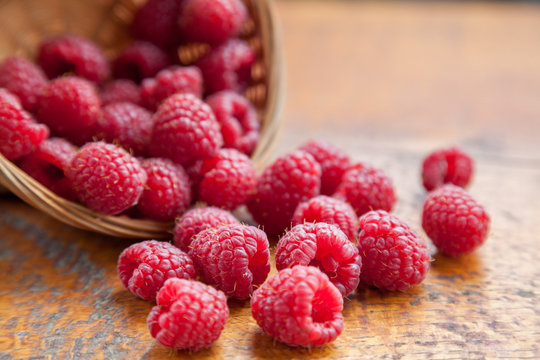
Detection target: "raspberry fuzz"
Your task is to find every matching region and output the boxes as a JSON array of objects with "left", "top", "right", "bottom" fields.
[{"left": 422, "top": 146, "right": 474, "bottom": 191}]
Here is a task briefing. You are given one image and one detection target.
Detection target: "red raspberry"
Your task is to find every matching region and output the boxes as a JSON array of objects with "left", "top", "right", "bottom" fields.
[
  {"left": 173, "top": 206, "right": 239, "bottom": 252},
  {"left": 66, "top": 142, "right": 147, "bottom": 215},
  {"left": 38, "top": 76, "right": 101, "bottom": 145},
  {"left": 196, "top": 39, "right": 256, "bottom": 93},
  {"left": 206, "top": 91, "right": 260, "bottom": 155},
  {"left": 251, "top": 265, "right": 344, "bottom": 347},
  {"left": 150, "top": 93, "right": 223, "bottom": 164},
  {"left": 37, "top": 35, "right": 110, "bottom": 83},
  {"left": 0, "top": 88, "right": 22, "bottom": 109},
  {"left": 334, "top": 163, "right": 396, "bottom": 217},
  {"left": 37, "top": 137, "right": 78, "bottom": 171},
  {"left": 422, "top": 146, "right": 474, "bottom": 191},
  {"left": 358, "top": 210, "right": 430, "bottom": 291},
  {"left": 178, "top": 0, "right": 248, "bottom": 44},
  {"left": 422, "top": 185, "right": 490, "bottom": 257},
  {"left": 100, "top": 79, "right": 141, "bottom": 106},
  {"left": 292, "top": 195, "right": 359, "bottom": 242},
  {"left": 113, "top": 41, "right": 171, "bottom": 83},
  {"left": 248, "top": 150, "right": 321, "bottom": 236},
  {"left": 147, "top": 278, "right": 228, "bottom": 350},
  {"left": 137, "top": 158, "right": 191, "bottom": 221},
  {"left": 0, "top": 57, "right": 48, "bottom": 112},
  {"left": 19, "top": 154, "right": 76, "bottom": 200},
  {"left": 131, "top": 0, "right": 183, "bottom": 49},
  {"left": 118, "top": 240, "right": 196, "bottom": 301},
  {"left": 189, "top": 224, "right": 270, "bottom": 299}
]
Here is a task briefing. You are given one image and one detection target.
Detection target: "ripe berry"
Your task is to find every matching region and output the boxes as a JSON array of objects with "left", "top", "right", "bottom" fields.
[
  {"left": 19, "top": 154, "right": 75, "bottom": 200},
  {"left": 0, "top": 88, "right": 22, "bottom": 109},
  {"left": 100, "top": 79, "right": 141, "bottom": 106},
  {"left": 131, "top": 0, "right": 183, "bottom": 49},
  {"left": 0, "top": 57, "right": 48, "bottom": 112},
  {"left": 112, "top": 41, "right": 171, "bottom": 83},
  {"left": 37, "top": 137, "right": 77, "bottom": 171},
  {"left": 422, "top": 146, "right": 474, "bottom": 191}
]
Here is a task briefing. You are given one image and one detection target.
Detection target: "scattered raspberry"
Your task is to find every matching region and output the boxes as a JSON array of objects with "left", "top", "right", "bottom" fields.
[
  {"left": 292, "top": 195, "right": 359, "bottom": 242},
  {"left": 137, "top": 158, "right": 191, "bottom": 221},
  {"left": 357, "top": 210, "right": 430, "bottom": 291},
  {"left": 206, "top": 91, "right": 260, "bottom": 155},
  {"left": 251, "top": 265, "right": 344, "bottom": 347},
  {"left": 0, "top": 57, "right": 48, "bottom": 112},
  {"left": 37, "top": 137, "right": 78, "bottom": 171},
  {"left": 113, "top": 41, "right": 171, "bottom": 83},
  {"left": 0, "top": 88, "right": 22, "bottom": 109},
  {"left": 100, "top": 79, "right": 141, "bottom": 106},
  {"left": 189, "top": 224, "right": 270, "bottom": 299},
  {"left": 66, "top": 142, "right": 147, "bottom": 215},
  {"left": 421, "top": 146, "right": 474, "bottom": 191},
  {"left": 37, "top": 35, "right": 110, "bottom": 83},
  {"left": 131, "top": 0, "right": 183, "bottom": 49},
  {"left": 147, "top": 278, "right": 228, "bottom": 350},
  {"left": 248, "top": 150, "right": 321, "bottom": 236},
  {"left": 19, "top": 153, "right": 76, "bottom": 200},
  {"left": 150, "top": 93, "right": 223, "bottom": 164},
  {"left": 422, "top": 184, "right": 490, "bottom": 257}
]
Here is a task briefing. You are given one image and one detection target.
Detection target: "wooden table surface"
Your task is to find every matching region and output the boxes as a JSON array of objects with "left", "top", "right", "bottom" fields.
[{"left": 1, "top": 1, "right": 540, "bottom": 359}]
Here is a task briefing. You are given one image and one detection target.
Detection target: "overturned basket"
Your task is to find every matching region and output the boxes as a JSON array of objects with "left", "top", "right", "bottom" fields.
[{"left": 0, "top": 0, "right": 282, "bottom": 238}]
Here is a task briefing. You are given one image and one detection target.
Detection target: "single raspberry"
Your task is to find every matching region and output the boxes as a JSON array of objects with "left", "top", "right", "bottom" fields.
[
  {"left": 422, "top": 146, "right": 474, "bottom": 191},
  {"left": 206, "top": 91, "right": 260, "bottom": 155},
  {"left": 150, "top": 93, "right": 223, "bottom": 164},
  {"left": 292, "top": 195, "right": 359, "bottom": 242},
  {"left": 38, "top": 76, "right": 101, "bottom": 145},
  {"left": 137, "top": 158, "right": 191, "bottom": 221},
  {"left": 189, "top": 224, "right": 270, "bottom": 299},
  {"left": 357, "top": 210, "right": 430, "bottom": 291},
  {"left": 251, "top": 265, "right": 344, "bottom": 347},
  {"left": 19, "top": 153, "right": 76, "bottom": 200},
  {"left": 196, "top": 39, "right": 256, "bottom": 94},
  {"left": 334, "top": 163, "right": 396, "bottom": 217},
  {"left": 131, "top": 0, "right": 183, "bottom": 49},
  {"left": 0, "top": 57, "right": 48, "bottom": 112},
  {"left": 422, "top": 184, "right": 490, "bottom": 257},
  {"left": 118, "top": 240, "right": 196, "bottom": 301},
  {"left": 147, "top": 278, "right": 228, "bottom": 350},
  {"left": 37, "top": 35, "right": 110, "bottom": 83},
  {"left": 96, "top": 102, "right": 153, "bottom": 155},
  {"left": 37, "top": 137, "right": 78, "bottom": 171},
  {"left": 173, "top": 206, "right": 239, "bottom": 252},
  {"left": 66, "top": 142, "right": 147, "bottom": 215},
  {"left": 0, "top": 103, "right": 49, "bottom": 160},
  {"left": 0, "top": 88, "right": 22, "bottom": 109},
  {"left": 113, "top": 41, "right": 171, "bottom": 83},
  {"left": 100, "top": 79, "right": 141, "bottom": 106},
  {"left": 300, "top": 140, "right": 351, "bottom": 196},
  {"left": 248, "top": 150, "right": 321, "bottom": 236}
]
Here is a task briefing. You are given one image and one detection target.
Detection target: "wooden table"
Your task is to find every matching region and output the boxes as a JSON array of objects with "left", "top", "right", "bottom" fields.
[{"left": 1, "top": 1, "right": 539, "bottom": 358}]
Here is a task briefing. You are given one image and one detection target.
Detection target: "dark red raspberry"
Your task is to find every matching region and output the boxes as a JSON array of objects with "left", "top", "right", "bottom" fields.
[
  {"left": 37, "top": 137, "right": 78, "bottom": 171},
  {"left": 137, "top": 158, "right": 191, "bottom": 221},
  {"left": 0, "top": 57, "right": 48, "bottom": 112},
  {"left": 19, "top": 153, "right": 76, "bottom": 200},
  {"left": 147, "top": 278, "right": 228, "bottom": 350},
  {"left": 66, "top": 142, "right": 147, "bottom": 215},
  {"left": 422, "top": 185, "right": 490, "bottom": 257},
  {"left": 292, "top": 195, "right": 359, "bottom": 242},
  {"left": 118, "top": 240, "right": 196, "bottom": 301},
  {"left": 150, "top": 93, "right": 223, "bottom": 164},
  {"left": 206, "top": 91, "right": 260, "bottom": 155},
  {"left": 38, "top": 76, "right": 101, "bottom": 145},
  {"left": 173, "top": 206, "right": 239, "bottom": 252},
  {"left": 196, "top": 39, "right": 256, "bottom": 94},
  {"left": 358, "top": 210, "right": 430, "bottom": 291},
  {"left": 251, "top": 265, "right": 344, "bottom": 347},
  {"left": 184, "top": 159, "right": 205, "bottom": 196},
  {"left": 422, "top": 146, "right": 474, "bottom": 191},
  {"left": 113, "top": 41, "right": 171, "bottom": 83},
  {"left": 334, "top": 163, "right": 396, "bottom": 217},
  {"left": 100, "top": 79, "right": 141, "bottom": 106},
  {"left": 189, "top": 224, "right": 270, "bottom": 299},
  {"left": 0, "top": 88, "right": 22, "bottom": 109},
  {"left": 37, "top": 35, "right": 110, "bottom": 83},
  {"left": 131, "top": 0, "right": 183, "bottom": 49},
  {"left": 248, "top": 150, "right": 321, "bottom": 236}
]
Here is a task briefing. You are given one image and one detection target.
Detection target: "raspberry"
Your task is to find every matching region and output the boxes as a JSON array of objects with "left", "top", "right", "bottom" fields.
[
  {"left": 178, "top": 0, "right": 248, "bottom": 44},
  {"left": 38, "top": 76, "right": 101, "bottom": 145},
  {"left": 197, "top": 149, "right": 257, "bottom": 210},
  {"left": 37, "top": 137, "right": 78, "bottom": 171},
  {"left": 421, "top": 146, "right": 474, "bottom": 191},
  {"left": 248, "top": 150, "right": 321, "bottom": 236},
  {"left": 206, "top": 91, "right": 260, "bottom": 155},
  {"left": 113, "top": 41, "right": 171, "bottom": 83},
  {"left": 173, "top": 206, "right": 240, "bottom": 252},
  {"left": 292, "top": 195, "right": 359, "bottom": 242},
  {"left": 100, "top": 79, "right": 141, "bottom": 106},
  {"left": 118, "top": 240, "right": 196, "bottom": 301},
  {"left": 422, "top": 185, "right": 490, "bottom": 257},
  {"left": 334, "top": 163, "right": 396, "bottom": 217},
  {"left": 66, "top": 142, "right": 147, "bottom": 215},
  {"left": 147, "top": 278, "right": 228, "bottom": 350},
  {"left": 37, "top": 35, "right": 110, "bottom": 83},
  {"left": 131, "top": 0, "right": 183, "bottom": 49},
  {"left": 19, "top": 154, "right": 76, "bottom": 200},
  {"left": 357, "top": 210, "right": 430, "bottom": 291},
  {"left": 0, "top": 57, "right": 48, "bottom": 112},
  {"left": 251, "top": 265, "right": 344, "bottom": 347},
  {"left": 137, "top": 158, "right": 191, "bottom": 221},
  {"left": 150, "top": 93, "right": 223, "bottom": 164},
  {"left": 0, "top": 88, "right": 22, "bottom": 109},
  {"left": 196, "top": 39, "right": 256, "bottom": 94}
]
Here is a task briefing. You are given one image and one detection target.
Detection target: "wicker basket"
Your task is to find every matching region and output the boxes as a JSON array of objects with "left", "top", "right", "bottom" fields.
[{"left": 0, "top": 0, "right": 282, "bottom": 238}]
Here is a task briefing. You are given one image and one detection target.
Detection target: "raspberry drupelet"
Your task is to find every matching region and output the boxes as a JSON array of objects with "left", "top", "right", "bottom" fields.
[
  {"left": 421, "top": 146, "right": 474, "bottom": 191},
  {"left": 0, "top": 57, "right": 48, "bottom": 112}
]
